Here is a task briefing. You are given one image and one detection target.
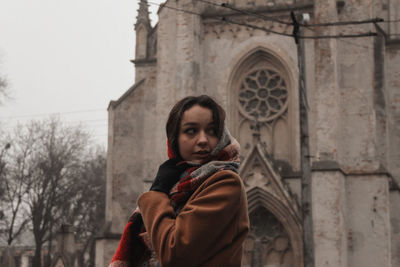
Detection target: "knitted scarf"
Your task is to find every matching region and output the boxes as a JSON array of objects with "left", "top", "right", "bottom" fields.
[{"left": 109, "top": 127, "right": 240, "bottom": 267}]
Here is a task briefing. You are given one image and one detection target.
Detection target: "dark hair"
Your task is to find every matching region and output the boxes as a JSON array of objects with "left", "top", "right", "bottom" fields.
[{"left": 166, "top": 95, "right": 226, "bottom": 157}]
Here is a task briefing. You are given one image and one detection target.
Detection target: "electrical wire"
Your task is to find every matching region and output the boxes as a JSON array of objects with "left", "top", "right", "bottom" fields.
[
  {"left": 377, "top": 19, "right": 400, "bottom": 23},
  {"left": 212, "top": 1, "right": 378, "bottom": 39},
  {"left": 302, "top": 25, "right": 375, "bottom": 51},
  {"left": 148, "top": 1, "right": 378, "bottom": 40},
  {"left": 198, "top": 0, "right": 389, "bottom": 28},
  {"left": 0, "top": 108, "right": 105, "bottom": 120},
  {"left": 301, "top": 18, "right": 383, "bottom": 27},
  {"left": 302, "top": 31, "right": 377, "bottom": 39},
  {"left": 224, "top": 16, "right": 377, "bottom": 39}
]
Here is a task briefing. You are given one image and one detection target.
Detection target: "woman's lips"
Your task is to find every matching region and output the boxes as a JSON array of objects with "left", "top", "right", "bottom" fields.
[{"left": 193, "top": 151, "right": 210, "bottom": 158}]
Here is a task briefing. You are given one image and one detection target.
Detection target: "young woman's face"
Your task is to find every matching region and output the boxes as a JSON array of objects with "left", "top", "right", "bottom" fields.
[{"left": 178, "top": 105, "right": 219, "bottom": 164}]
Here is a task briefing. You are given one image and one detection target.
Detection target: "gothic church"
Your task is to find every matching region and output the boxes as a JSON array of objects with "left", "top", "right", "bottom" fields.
[{"left": 95, "top": 0, "right": 400, "bottom": 266}]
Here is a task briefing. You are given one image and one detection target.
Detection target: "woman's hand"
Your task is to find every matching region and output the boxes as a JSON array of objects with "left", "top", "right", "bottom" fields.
[{"left": 150, "top": 158, "right": 189, "bottom": 194}]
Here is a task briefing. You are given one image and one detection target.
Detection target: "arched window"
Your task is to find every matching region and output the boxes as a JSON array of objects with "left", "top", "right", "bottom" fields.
[
  {"left": 242, "top": 207, "right": 294, "bottom": 267},
  {"left": 228, "top": 48, "right": 299, "bottom": 169}
]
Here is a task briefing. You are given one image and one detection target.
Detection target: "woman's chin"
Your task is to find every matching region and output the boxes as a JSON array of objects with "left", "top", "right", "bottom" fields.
[
  {"left": 187, "top": 159, "right": 203, "bottom": 165},
  {"left": 187, "top": 157, "right": 209, "bottom": 165}
]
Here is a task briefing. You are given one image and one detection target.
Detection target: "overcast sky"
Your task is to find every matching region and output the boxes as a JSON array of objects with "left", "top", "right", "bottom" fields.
[{"left": 0, "top": 0, "right": 161, "bottom": 147}]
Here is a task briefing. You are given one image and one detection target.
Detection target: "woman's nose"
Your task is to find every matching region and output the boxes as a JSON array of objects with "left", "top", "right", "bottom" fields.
[{"left": 197, "top": 131, "right": 208, "bottom": 145}]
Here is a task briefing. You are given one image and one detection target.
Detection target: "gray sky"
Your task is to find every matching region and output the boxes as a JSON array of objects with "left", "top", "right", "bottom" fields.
[{"left": 0, "top": 0, "right": 161, "bottom": 147}]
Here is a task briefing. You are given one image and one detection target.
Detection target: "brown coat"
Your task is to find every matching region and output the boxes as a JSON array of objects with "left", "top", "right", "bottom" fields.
[{"left": 137, "top": 170, "right": 250, "bottom": 267}]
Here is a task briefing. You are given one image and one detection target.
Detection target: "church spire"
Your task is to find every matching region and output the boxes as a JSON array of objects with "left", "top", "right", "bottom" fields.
[
  {"left": 135, "top": 0, "right": 151, "bottom": 30},
  {"left": 134, "top": 0, "right": 152, "bottom": 60}
]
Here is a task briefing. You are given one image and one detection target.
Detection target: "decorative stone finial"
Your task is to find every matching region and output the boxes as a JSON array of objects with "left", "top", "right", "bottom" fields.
[{"left": 135, "top": 0, "right": 151, "bottom": 30}]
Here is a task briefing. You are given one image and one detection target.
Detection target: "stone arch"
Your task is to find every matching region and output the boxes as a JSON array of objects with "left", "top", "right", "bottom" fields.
[
  {"left": 243, "top": 186, "right": 303, "bottom": 267},
  {"left": 227, "top": 46, "right": 300, "bottom": 169}
]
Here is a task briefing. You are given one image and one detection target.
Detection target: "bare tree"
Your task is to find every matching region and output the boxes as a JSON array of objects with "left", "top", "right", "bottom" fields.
[
  {"left": 0, "top": 134, "right": 31, "bottom": 246},
  {"left": 0, "top": 142, "right": 12, "bottom": 229},
  {"left": 0, "top": 142, "right": 11, "bottom": 189},
  {"left": 66, "top": 147, "right": 106, "bottom": 267},
  {"left": 21, "top": 119, "right": 91, "bottom": 267},
  {"left": 1, "top": 118, "right": 106, "bottom": 267}
]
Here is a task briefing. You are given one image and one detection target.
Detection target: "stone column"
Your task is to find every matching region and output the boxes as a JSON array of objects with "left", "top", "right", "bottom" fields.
[
  {"left": 312, "top": 0, "right": 340, "bottom": 162},
  {"left": 311, "top": 164, "right": 347, "bottom": 267},
  {"left": 346, "top": 175, "right": 391, "bottom": 267},
  {"left": 311, "top": 1, "right": 347, "bottom": 267},
  {"left": 338, "top": 0, "right": 391, "bottom": 265},
  {"left": 311, "top": 1, "right": 392, "bottom": 266}
]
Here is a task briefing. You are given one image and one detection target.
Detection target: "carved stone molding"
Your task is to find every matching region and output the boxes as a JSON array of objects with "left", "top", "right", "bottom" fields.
[
  {"left": 240, "top": 143, "right": 303, "bottom": 267},
  {"left": 204, "top": 18, "right": 292, "bottom": 39}
]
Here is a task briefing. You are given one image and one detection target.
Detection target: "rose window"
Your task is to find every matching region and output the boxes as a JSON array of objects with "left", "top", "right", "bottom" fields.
[{"left": 238, "top": 68, "right": 288, "bottom": 122}]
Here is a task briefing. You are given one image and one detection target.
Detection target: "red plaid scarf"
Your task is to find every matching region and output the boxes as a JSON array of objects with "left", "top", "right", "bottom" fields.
[{"left": 110, "top": 127, "right": 240, "bottom": 267}]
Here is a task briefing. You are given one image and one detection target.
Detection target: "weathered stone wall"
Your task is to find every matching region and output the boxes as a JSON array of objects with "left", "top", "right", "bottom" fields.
[
  {"left": 386, "top": 43, "right": 400, "bottom": 183},
  {"left": 135, "top": 24, "right": 149, "bottom": 60},
  {"left": 388, "top": 0, "right": 400, "bottom": 36},
  {"left": 105, "top": 71, "right": 157, "bottom": 234},
  {"left": 336, "top": 0, "right": 382, "bottom": 172},
  {"left": 107, "top": 83, "right": 147, "bottom": 233},
  {"left": 390, "top": 191, "right": 400, "bottom": 266},
  {"left": 386, "top": 40, "right": 400, "bottom": 267},
  {"left": 151, "top": 0, "right": 205, "bottom": 168},
  {"left": 312, "top": 170, "right": 347, "bottom": 267},
  {"left": 346, "top": 175, "right": 391, "bottom": 267}
]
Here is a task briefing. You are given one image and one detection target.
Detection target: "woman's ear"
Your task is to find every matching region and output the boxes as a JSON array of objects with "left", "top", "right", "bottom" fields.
[{"left": 167, "top": 139, "right": 176, "bottom": 159}]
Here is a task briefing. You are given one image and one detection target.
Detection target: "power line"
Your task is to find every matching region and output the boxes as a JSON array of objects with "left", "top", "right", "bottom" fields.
[
  {"left": 150, "top": 0, "right": 399, "bottom": 39},
  {"left": 146, "top": 0, "right": 389, "bottom": 53},
  {"left": 199, "top": 0, "right": 387, "bottom": 28},
  {"left": 301, "top": 17, "right": 383, "bottom": 27},
  {"left": 224, "top": 16, "right": 377, "bottom": 39},
  {"left": 301, "top": 28, "right": 374, "bottom": 52},
  {"left": 377, "top": 19, "right": 400, "bottom": 23},
  {"left": 0, "top": 121, "right": 108, "bottom": 130},
  {"left": 303, "top": 31, "right": 377, "bottom": 39},
  {"left": 0, "top": 108, "right": 106, "bottom": 120},
  {"left": 148, "top": 1, "right": 378, "bottom": 40}
]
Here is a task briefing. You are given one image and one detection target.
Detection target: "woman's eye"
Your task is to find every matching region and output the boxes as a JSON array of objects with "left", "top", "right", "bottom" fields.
[
  {"left": 184, "top": 128, "right": 196, "bottom": 135},
  {"left": 208, "top": 128, "right": 217, "bottom": 136}
]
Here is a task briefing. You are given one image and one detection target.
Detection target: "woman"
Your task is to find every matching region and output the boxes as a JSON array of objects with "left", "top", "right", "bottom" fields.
[{"left": 110, "top": 95, "right": 249, "bottom": 267}]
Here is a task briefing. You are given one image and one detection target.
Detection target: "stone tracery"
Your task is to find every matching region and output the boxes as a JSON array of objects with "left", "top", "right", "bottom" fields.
[
  {"left": 242, "top": 207, "right": 294, "bottom": 267},
  {"left": 239, "top": 68, "right": 288, "bottom": 122}
]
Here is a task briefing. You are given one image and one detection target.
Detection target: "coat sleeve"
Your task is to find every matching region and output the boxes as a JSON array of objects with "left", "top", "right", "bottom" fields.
[{"left": 137, "top": 171, "right": 244, "bottom": 267}]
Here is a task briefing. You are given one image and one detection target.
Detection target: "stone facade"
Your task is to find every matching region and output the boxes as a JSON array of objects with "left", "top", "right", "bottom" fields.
[{"left": 95, "top": 0, "right": 400, "bottom": 266}]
